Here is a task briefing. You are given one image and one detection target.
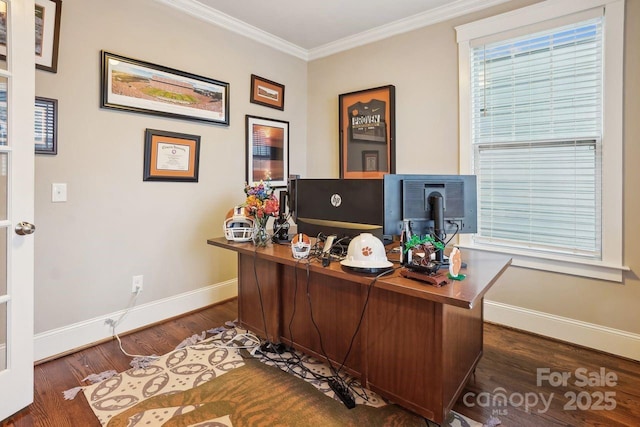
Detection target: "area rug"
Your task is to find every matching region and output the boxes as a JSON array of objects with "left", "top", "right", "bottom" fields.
[{"left": 82, "top": 326, "right": 483, "bottom": 426}]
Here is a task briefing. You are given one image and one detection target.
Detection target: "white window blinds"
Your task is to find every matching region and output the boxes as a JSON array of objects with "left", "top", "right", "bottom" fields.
[{"left": 471, "top": 17, "right": 603, "bottom": 258}]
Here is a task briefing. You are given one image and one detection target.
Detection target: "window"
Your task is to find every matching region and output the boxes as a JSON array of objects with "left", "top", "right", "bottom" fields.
[{"left": 456, "top": 0, "right": 625, "bottom": 281}]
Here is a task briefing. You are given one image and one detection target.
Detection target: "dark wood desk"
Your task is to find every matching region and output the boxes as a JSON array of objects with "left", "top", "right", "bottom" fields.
[{"left": 207, "top": 237, "right": 511, "bottom": 424}]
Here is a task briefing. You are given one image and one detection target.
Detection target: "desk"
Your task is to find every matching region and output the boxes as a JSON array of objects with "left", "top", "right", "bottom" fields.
[{"left": 207, "top": 237, "right": 511, "bottom": 424}]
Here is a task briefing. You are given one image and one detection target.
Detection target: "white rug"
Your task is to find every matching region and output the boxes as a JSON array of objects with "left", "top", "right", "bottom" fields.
[{"left": 82, "top": 326, "right": 484, "bottom": 426}]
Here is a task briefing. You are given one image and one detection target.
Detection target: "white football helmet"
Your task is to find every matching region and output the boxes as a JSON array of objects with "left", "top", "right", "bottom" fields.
[
  {"left": 223, "top": 206, "right": 254, "bottom": 242},
  {"left": 291, "top": 233, "right": 311, "bottom": 259}
]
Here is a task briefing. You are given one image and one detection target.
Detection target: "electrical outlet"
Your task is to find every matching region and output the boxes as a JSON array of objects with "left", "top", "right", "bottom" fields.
[{"left": 132, "top": 275, "right": 143, "bottom": 293}]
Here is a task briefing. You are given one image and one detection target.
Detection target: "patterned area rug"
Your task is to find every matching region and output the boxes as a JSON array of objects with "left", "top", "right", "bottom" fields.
[{"left": 83, "top": 326, "right": 483, "bottom": 426}]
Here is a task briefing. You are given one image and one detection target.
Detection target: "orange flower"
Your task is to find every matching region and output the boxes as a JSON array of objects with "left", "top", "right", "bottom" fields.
[{"left": 243, "top": 180, "right": 279, "bottom": 220}]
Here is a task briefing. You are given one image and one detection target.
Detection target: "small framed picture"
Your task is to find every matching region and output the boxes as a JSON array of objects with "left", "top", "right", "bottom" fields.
[
  {"left": 362, "top": 150, "right": 379, "bottom": 172},
  {"left": 250, "top": 74, "right": 285, "bottom": 111},
  {"left": 143, "top": 129, "right": 201, "bottom": 182},
  {"left": 245, "top": 115, "right": 289, "bottom": 187},
  {"left": 35, "top": 97, "right": 57, "bottom": 155}
]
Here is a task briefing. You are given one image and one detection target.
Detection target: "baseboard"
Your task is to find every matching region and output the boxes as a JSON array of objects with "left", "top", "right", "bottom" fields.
[
  {"left": 34, "top": 280, "right": 238, "bottom": 362},
  {"left": 484, "top": 300, "right": 640, "bottom": 361}
]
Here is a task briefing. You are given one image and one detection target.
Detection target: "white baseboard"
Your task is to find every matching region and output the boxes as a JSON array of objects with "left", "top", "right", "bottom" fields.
[
  {"left": 484, "top": 300, "right": 640, "bottom": 361},
  {"left": 34, "top": 280, "right": 238, "bottom": 362}
]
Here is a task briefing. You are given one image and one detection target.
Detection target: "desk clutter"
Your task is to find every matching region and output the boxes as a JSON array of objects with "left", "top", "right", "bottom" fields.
[{"left": 399, "top": 240, "right": 466, "bottom": 287}]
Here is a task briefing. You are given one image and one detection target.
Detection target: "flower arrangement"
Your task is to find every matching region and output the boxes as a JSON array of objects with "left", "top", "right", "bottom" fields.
[
  {"left": 243, "top": 180, "right": 280, "bottom": 220},
  {"left": 243, "top": 180, "right": 279, "bottom": 246}
]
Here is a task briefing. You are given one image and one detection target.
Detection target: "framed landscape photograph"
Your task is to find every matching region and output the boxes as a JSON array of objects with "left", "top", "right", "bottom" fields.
[
  {"left": 338, "top": 85, "right": 396, "bottom": 179},
  {"left": 245, "top": 115, "right": 289, "bottom": 187},
  {"left": 143, "top": 129, "right": 201, "bottom": 182},
  {"left": 35, "top": 96, "right": 57, "bottom": 154},
  {"left": 250, "top": 74, "right": 285, "bottom": 111},
  {"left": 101, "top": 51, "right": 230, "bottom": 126},
  {"left": 0, "top": 0, "right": 62, "bottom": 72}
]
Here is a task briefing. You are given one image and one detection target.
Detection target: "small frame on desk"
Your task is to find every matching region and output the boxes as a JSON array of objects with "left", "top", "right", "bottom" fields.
[
  {"left": 250, "top": 74, "right": 285, "bottom": 111},
  {"left": 143, "top": 129, "right": 201, "bottom": 182},
  {"left": 245, "top": 115, "right": 289, "bottom": 187},
  {"left": 338, "top": 85, "right": 395, "bottom": 179},
  {"left": 35, "top": 97, "right": 57, "bottom": 155}
]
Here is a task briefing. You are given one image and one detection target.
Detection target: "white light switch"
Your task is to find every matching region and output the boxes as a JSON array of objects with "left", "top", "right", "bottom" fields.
[{"left": 52, "top": 183, "right": 67, "bottom": 202}]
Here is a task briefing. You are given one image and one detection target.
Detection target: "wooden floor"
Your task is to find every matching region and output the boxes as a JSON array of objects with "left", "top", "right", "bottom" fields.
[{"left": 2, "top": 298, "right": 639, "bottom": 426}]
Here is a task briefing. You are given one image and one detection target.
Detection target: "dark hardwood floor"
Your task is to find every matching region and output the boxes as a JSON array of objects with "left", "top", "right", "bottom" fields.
[{"left": 2, "top": 298, "right": 639, "bottom": 426}]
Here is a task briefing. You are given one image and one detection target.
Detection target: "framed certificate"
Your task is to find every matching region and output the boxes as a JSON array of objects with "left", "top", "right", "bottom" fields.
[{"left": 143, "top": 129, "right": 201, "bottom": 182}]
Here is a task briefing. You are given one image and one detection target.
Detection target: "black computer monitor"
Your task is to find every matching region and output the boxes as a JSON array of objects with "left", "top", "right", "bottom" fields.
[
  {"left": 291, "top": 178, "right": 385, "bottom": 242},
  {"left": 383, "top": 173, "right": 477, "bottom": 242}
]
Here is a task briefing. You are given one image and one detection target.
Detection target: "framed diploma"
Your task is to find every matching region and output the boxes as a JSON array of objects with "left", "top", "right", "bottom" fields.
[
  {"left": 143, "top": 129, "right": 201, "bottom": 182},
  {"left": 338, "top": 85, "right": 396, "bottom": 179}
]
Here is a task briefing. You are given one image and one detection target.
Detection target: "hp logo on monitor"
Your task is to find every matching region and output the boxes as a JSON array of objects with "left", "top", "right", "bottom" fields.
[{"left": 330, "top": 193, "right": 342, "bottom": 207}]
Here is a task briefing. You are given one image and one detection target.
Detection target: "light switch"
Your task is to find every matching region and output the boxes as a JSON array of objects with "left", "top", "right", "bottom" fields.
[{"left": 52, "top": 183, "right": 67, "bottom": 202}]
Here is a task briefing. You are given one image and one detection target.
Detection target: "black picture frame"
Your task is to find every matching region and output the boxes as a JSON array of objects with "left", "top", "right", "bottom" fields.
[
  {"left": 338, "top": 85, "right": 396, "bottom": 179},
  {"left": 35, "top": 96, "right": 57, "bottom": 155},
  {"left": 143, "top": 129, "right": 201, "bottom": 182},
  {"left": 245, "top": 115, "right": 289, "bottom": 187},
  {"left": 0, "top": 0, "right": 62, "bottom": 73},
  {"left": 101, "top": 51, "right": 230, "bottom": 126}
]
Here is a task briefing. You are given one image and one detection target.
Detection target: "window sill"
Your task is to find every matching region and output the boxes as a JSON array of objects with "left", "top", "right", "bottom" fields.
[{"left": 456, "top": 243, "right": 629, "bottom": 283}]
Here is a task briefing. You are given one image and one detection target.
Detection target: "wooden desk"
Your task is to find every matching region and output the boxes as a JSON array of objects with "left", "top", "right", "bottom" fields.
[{"left": 207, "top": 237, "right": 511, "bottom": 424}]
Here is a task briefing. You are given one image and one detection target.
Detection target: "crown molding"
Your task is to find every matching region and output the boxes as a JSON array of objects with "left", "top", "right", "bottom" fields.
[
  {"left": 153, "top": 0, "right": 310, "bottom": 60},
  {"left": 308, "top": 0, "right": 511, "bottom": 60},
  {"left": 155, "top": 0, "right": 511, "bottom": 62}
]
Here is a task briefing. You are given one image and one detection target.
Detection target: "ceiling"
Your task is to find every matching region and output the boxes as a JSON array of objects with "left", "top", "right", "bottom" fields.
[{"left": 156, "top": 0, "right": 511, "bottom": 60}]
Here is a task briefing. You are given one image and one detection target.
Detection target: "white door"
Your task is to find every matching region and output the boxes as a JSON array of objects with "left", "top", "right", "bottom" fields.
[{"left": 0, "top": 0, "right": 36, "bottom": 420}]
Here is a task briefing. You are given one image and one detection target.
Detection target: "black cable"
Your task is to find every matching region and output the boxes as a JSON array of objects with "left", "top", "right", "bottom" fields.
[
  {"left": 443, "top": 221, "right": 460, "bottom": 247},
  {"left": 251, "top": 248, "right": 270, "bottom": 342},
  {"left": 303, "top": 254, "right": 400, "bottom": 403},
  {"left": 287, "top": 257, "right": 303, "bottom": 347},
  {"left": 335, "top": 266, "right": 398, "bottom": 377},
  {"left": 251, "top": 247, "right": 335, "bottom": 383},
  {"left": 304, "top": 261, "right": 338, "bottom": 377},
  {"left": 258, "top": 255, "right": 337, "bottom": 383}
]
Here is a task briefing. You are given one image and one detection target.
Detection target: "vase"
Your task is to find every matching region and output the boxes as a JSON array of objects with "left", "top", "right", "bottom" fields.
[{"left": 252, "top": 218, "right": 270, "bottom": 247}]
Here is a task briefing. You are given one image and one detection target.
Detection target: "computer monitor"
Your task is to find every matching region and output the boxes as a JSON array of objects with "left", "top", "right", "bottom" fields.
[
  {"left": 291, "top": 178, "right": 385, "bottom": 242},
  {"left": 383, "top": 174, "right": 477, "bottom": 261}
]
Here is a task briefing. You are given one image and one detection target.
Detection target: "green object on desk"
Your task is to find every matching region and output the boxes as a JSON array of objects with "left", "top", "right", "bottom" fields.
[{"left": 448, "top": 273, "right": 466, "bottom": 281}]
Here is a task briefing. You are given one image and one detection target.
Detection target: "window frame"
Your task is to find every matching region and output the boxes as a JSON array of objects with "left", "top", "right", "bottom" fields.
[{"left": 456, "top": 0, "right": 626, "bottom": 282}]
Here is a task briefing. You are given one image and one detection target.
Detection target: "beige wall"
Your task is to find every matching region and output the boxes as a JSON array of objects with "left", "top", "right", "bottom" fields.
[
  {"left": 307, "top": 0, "right": 640, "bottom": 335},
  {"left": 34, "top": 0, "right": 639, "bottom": 350},
  {"left": 34, "top": 0, "right": 307, "bottom": 333}
]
